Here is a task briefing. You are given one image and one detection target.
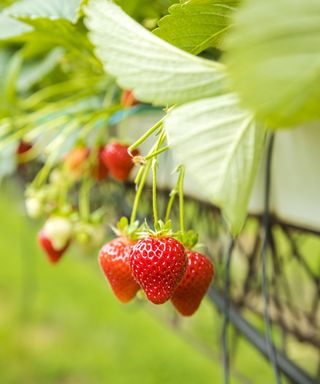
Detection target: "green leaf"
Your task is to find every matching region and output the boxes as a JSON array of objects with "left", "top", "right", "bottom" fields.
[
  {"left": 0, "top": 49, "right": 12, "bottom": 92},
  {"left": 4, "top": 0, "right": 83, "bottom": 23},
  {"left": 85, "top": 0, "right": 227, "bottom": 106},
  {"left": 154, "top": 0, "right": 238, "bottom": 55},
  {"left": 224, "top": 0, "right": 320, "bottom": 128},
  {"left": 17, "top": 48, "right": 64, "bottom": 92},
  {"left": 0, "top": 142, "right": 17, "bottom": 181},
  {"left": 165, "top": 93, "right": 265, "bottom": 235},
  {"left": 0, "top": 14, "right": 31, "bottom": 40}
]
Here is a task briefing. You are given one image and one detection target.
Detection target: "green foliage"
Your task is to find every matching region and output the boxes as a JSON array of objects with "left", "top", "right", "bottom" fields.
[
  {"left": 224, "top": 0, "right": 320, "bottom": 128},
  {"left": 154, "top": 0, "right": 239, "bottom": 55},
  {"left": 0, "top": 0, "right": 318, "bottom": 234},
  {"left": 0, "top": 14, "right": 32, "bottom": 40},
  {"left": 165, "top": 93, "right": 265, "bottom": 235},
  {"left": 115, "top": 0, "right": 177, "bottom": 23},
  {"left": 4, "top": 0, "right": 82, "bottom": 23},
  {"left": 17, "top": 48, "right": 64, "bottom": 92},
  {"left": 85, "top": 0, "right": 228, "bottom": 106}
]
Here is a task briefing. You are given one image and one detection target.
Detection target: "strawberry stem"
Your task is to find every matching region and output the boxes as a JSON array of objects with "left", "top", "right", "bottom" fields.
[
  {"left": 178, "top": 165, "right": 185, "bottom": 234},
  {"left": 152, "top": 158, "right": 159, "bottom": 230},
  {"left": 128, "top": 117, "right": 165, "bottom": 154},
  {"left": 79, "top": 180, "right": 92, "bottom": 222},
  {"left": 129, "top": 129, "right": 166, "bottom": 225},
  {"left": 130, "top": 161, "right": 152, "bottom": 224},
  {"left": 165, "top": 186, "right": 178, "bottom": 222},
  {"left": 144, "top": 145, "right": 169, "bottom": 160}
]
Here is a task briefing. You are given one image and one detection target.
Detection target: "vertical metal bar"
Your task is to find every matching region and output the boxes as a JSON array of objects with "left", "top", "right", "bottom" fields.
[
  {"left": 262, "top": 133, "right": 282, "bottom": 383},
  {"left": 222, "top": 238, "right": 235, "bottom": 384}
]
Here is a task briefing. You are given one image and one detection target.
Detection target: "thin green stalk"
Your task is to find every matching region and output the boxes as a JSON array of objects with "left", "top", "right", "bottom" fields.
[
  {"left": 178, "top": 165, "right": 186, "bottom": 234},
  {"left": 165, "top": 187, "right": 178, "bottom": 222},
  {"left": 152, "top": 158, "right": 159, "bottom": 230},
  {"left": 145, "top": 145, "right": 169, "bottom": 160},
  {"left": 130, "top": 161, "right": 152, "bottom": 224},
  {"left": 128, "top": 117, "right": 165, "bottom": 153},
  {"left": 79, "top": 181, "right": 92, "bottom": 221},
  {"left": 129, "top": 128, "right": 167, "bottom": 225}
]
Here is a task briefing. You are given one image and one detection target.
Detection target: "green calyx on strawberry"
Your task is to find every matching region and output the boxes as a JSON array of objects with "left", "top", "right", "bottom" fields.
[
  {"left": 101, "top": 141, "right": 139, "bottom": 181},
  {"left": 111, "top": 216, "right": 141, "bottom": 240},
  {"left": 38, "top": 216, "right": 72, "bottom": 263},
  {"left": 171, "top": 250, "right": 214, "bottom": 316}
]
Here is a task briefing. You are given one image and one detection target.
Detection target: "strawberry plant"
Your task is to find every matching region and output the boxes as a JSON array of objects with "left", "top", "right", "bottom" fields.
[{"left": 0, "top": 0, "right": 319, "bottom": 383}]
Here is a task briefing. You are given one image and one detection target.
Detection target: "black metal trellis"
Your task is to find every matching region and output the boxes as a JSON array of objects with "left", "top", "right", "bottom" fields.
[{"left": 208, "top": 288, "right": 317, "bottom": 384}]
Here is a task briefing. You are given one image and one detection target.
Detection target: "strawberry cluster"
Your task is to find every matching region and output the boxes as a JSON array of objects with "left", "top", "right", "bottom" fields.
[
  {"left": 34, "top": 141, "right": 140, "bottom": 264},
  {"left": 99, "top": 225, "right": 214, "bottom": 317},
  {"left": 64, "top": 141, "right": 139, "bottom": 182}
]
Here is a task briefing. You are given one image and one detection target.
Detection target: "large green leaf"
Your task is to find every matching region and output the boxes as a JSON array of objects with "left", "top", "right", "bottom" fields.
[
  {"left": 0, "top": 14, "right": 32, "bottom": 40},
  {"left": 165, "top": 93, "right": 265, "bottom": 235},
  {"left": 154, "top": 0, "right": 238, "bottom": 55},
  {"left": 4, "top": 0, "right": 83, "bottom": 23},
  {"left": 0, "top": 0, "right": 85, "bottom": 42},
  {"left": 85, "top": 0, "right": 227, "bottom": 106},
  {"left": 225, "top": 0, "right": 320, "bottom": 128}
]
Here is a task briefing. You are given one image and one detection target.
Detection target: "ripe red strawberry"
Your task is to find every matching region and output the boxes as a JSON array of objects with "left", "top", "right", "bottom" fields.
[
  {"left": 99, "top": 237, "right": 140, "bottom": 303},
  {"left": 101, "top": 142, "right": 139, "bottom": 181},
  {"left": 64, "top": 147, "right": 90, "bottom": 177},
  {"left": 130, "top": 237, "right": 187, "bottom": 304},
  {"left": 121, "top": 90, "right": 139, "bottom": 107},
  {"left": 38, "top": 231, "right": 70, "bottom": 264},
  {"left": 17, "top": 140, "right": 32, "bottom": 155},
  {"left": 91, "top": 147, "right": 109, "bottom": 181},
  {"left": 171, "top": 251, "right": 214, "bottom": 316}
]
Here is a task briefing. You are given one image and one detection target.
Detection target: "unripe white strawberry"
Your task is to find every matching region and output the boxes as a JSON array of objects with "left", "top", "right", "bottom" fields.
[
  {"left": 25, "top": 197, "right": 43, "bottom": 218},
  {"left": 43, "top": 216, "right": 72, "bottom": 250}
]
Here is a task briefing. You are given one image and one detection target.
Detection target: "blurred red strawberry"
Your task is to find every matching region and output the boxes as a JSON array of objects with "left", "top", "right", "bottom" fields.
[
  {"left": 91, "top": 147, "right": 109, "bottom": 181},
  {"left": 101, "top": 142, "right": 139, "bottom": 181},
  {"left": 121, "top": 90, "right": 139, "bottom": 107}
]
